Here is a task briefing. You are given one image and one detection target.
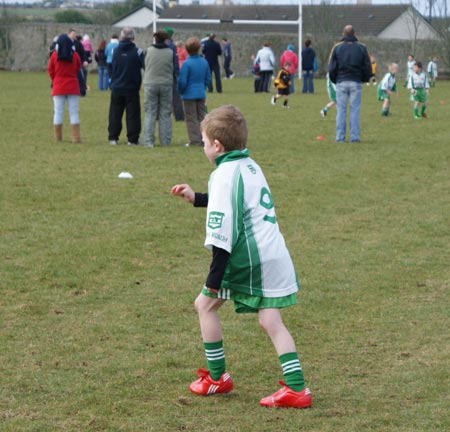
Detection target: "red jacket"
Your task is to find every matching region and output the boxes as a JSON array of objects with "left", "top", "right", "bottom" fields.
[
  {"left": 279, "top": 50, "right": 298, "bottom": 75},
  {"left": 48, "top": 51, "right": 81, "bottom": 96}
]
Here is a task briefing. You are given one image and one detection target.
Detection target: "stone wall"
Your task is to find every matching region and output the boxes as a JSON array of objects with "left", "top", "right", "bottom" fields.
[{"left": 0, "top": 23, "right": 446, "bottom": 78}]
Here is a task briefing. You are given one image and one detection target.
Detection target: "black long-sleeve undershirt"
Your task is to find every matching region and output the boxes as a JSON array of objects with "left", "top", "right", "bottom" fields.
[{"left": 193, "top": 192, "right": 230, "bottom": 290}]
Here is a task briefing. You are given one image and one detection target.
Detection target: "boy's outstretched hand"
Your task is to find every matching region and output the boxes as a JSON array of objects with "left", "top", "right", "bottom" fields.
[{"left": 171, "top": 184, "right": 195, "bottom": 204}]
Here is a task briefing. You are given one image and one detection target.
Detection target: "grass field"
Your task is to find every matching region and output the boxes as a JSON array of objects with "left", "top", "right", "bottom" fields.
[{"left": 1, "top": 71, "right": 449, "bottom": 431}]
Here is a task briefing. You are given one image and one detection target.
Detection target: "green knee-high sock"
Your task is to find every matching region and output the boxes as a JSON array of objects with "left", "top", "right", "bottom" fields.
[
  {"left": 414, "top": 106, "right": 419, "bottom": 117},
  {"left": 204, "top": 340, "right": 226, "bottom": 381},
  {"left": 279, "top": 352, "right": 305, "bottom": 392},
  {"left": 421, "top": 105, "right": 426, "bottom": 115}
]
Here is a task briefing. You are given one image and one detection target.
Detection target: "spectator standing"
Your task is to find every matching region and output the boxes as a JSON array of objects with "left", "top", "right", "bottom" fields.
[
  {"left": 142, "top": 30, "right": 174, "bottom": 148},
  {"left": 95, "top": 39, "right": 108, "bottom": 91},
  {"left": 163, "top": 27, "right": 185, "bottom": 121},
  {"left": 202, "top": 33, "right": 222, "bottom": 93},
  {"left": 255, "top": 42, "right": 275, "bottom": 93},
  {"left": 108, "top": 27, "right": 144, "bottom": 146},
  {"left": 328, "top": 25, "right": 371, "bottom": 143},
  {"left": 48, "top": 33, "right": 81, "bottom": 143},
  {"left": 177, "top": 37, "right": 211, "bottom": 147},
  {"left": 301, "top": 39, "right": 316, "bottom": 94},
  {"left": 81, "top": 34, "right": 94, "bottom": 90},
  {"left": 105, "top": 34, "right": 119, "bottom": 86},
  {"left": 176, "top": 41, "right": 188, "bottom": 69},
  {"left": 279, "top": 44, "right": 298, "bottom": 93},
  {"left": 221, "top": 38, "right": 234, "bottom": 79}
]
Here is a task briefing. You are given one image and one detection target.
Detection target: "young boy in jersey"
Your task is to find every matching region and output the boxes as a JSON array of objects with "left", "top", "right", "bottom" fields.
[
  {"left": 271, "top": 61, "right": 291, "bottom": 108},
  {"left": 404, "top": 54, "right": 415, "bottom": 88},
  {"left": 407, "top": 61, "right": 430, "bottom": 119},
  {"left": 377, "top": 63, "right": 398, "bottom": 116},
  {"left": 427, "top": 56, "right": 438, "bottom": 87},
  {"left": 320, "top": 73, "right": 336, "bottom": 117},
  {"left": 171, "top": 105, "right": 312, "bottom": 409}
]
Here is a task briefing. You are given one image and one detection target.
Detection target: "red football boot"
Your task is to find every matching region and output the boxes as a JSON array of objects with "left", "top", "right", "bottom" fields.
[
  {"left": 260, "top": 381, "right": 312, "bottom": 408},
  {"left": 189, "top": 368, "right": 234, "bottom": 396}
]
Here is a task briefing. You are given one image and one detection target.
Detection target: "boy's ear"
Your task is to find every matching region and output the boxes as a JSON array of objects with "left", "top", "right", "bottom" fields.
[{"left": 213, "top": 139, "right": 225, "bottom": 153}]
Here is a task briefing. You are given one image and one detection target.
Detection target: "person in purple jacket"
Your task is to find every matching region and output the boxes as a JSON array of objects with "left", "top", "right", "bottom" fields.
[{"left": 177, "top": 37, "right": 211, "bottom": 147}]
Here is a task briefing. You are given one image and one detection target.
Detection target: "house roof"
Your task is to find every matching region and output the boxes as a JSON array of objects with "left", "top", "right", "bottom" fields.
[{"left": 158, "top": 4, "right": 414, "bottom": 36}]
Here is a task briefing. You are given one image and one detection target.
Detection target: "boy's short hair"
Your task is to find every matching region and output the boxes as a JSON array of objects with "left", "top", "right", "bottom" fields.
[
  {"left": 283, "top": 61, "right": 291, "bottom": 68},
  {"left": 388, "top": 62, "right": 399, "bottom": 72},
  {"left": 201, "top": 105, "right": 248, "bottom": 152},
  {"left": 415, "top": 61, "right": 422, "bottom": 69},
  {"left": 185, "top": 37, "right": 201, "bottom": 55}
]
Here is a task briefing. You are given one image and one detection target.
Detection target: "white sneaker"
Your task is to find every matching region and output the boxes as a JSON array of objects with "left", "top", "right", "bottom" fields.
[
  {"left": 230, "top": 73, "right": 235, "bottom": 79},
  {"left": 109, "top": 140, "right": 117, "bottom": 145},
  {"left": 271, "top": 96, "right": 276, "bottom": 105},
  {"left": 320, "top": 109, "right": 326, "bottom": 117},
  {"left": 184, "top": 143, "right": 190, "bottom": 147}
]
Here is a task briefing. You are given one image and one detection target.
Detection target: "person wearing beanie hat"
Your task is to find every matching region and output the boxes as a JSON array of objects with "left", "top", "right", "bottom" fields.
[
  {"left": 280, "top": 44, "right": 298, "bottom": 94},
  {"left": 163, "top": 27, "right": 174, "bottom": 38}
]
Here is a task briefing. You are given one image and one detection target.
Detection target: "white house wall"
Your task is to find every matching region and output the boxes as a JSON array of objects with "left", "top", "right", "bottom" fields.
[
  {"left": 378, "top": 11, "right": 438, "bottom": 40},
  {"left": 113, "top": 8, "right": 157, "bottom": 29}
]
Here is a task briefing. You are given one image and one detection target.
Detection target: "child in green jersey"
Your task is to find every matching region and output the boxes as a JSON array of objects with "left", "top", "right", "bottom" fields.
[
  {"left": 407, "top": 61, "right": 430, "bottom": 119},
  {"left": 377, "top": 62, "right": 398, "bottom": 116},
  {"left": 320, "top": 73, "right": 336, "bottom": 117},
  {"left": 171, "top": 105, "right": 311, "bottom": 409}
]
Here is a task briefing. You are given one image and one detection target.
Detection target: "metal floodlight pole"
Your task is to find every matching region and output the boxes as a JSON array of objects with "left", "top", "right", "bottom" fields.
[
  {"left": 298, "top": 0, "right": 302, "bottom": 80},
  {"left": 153, "top": 0, "right": 156, "bottom": 34}
]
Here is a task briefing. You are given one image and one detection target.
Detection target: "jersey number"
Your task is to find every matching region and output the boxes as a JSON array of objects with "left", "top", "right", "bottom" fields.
[{"left": 260, "top": 187, "right": 277, "bottom": 224}]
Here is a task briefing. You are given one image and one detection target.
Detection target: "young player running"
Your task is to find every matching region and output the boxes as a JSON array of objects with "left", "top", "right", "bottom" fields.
[
  {"left": 271, "top": 61, "right": 291, "bottom": 108},
  {"left": 320, "top": 73, "right": 336, "bottom": 117},
  {"left": 171, "top": 105, "right": 312, "bottom": 409}
]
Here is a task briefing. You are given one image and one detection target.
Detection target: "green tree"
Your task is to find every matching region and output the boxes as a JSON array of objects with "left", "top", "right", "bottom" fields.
[{"left": 54, "top": 10, "right": 92, "bottom": 24}]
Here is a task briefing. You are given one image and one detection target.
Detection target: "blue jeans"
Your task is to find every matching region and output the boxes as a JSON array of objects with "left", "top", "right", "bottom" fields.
[
  {"left": 289, "top": 73, "right": 295, "bottom": 94},
  {"left": 97, "top": 66, "right": 108, "bottom": 91},
  {"left": 336, "top": 81, "right": 362, "bottom": 142},
  {"left": 302, "top": 70, "right": 314, "bottom": 93}
]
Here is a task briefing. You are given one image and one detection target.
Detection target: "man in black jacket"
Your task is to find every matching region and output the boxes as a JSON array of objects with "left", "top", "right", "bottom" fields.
[
  {"left": 202, "top": 33, "right": 222, "bottom": 93},
  {"left": 108, "top": 27, "right": 144, "bottom": 145},
  {"left": 328, "top": 25, "right": 371, "bottom": 143}
]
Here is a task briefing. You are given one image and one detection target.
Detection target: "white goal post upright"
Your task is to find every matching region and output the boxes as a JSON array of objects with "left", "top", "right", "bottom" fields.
[{"left": 152, "top": 0, "right": 303, "bottom": 79}]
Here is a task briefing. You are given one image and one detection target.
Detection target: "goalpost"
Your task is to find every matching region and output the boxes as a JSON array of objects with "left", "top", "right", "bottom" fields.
[{"left": 152, "top": 0, "right": 303, "bottom": 78}]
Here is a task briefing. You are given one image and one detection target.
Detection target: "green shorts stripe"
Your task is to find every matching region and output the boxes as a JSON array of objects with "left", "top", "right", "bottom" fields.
[{"left": 201, "top": 286, "right": 298, "bottom": 314}]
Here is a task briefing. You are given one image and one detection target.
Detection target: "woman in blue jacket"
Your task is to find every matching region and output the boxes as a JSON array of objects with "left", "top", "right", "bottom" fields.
[{"left": 177, "top": 37, "right": 211, "bottom": 147}]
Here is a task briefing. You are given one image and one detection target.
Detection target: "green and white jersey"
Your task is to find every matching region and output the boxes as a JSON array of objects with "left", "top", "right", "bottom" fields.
[
  {"left": 406, "top": 60, "right": 415, "bottom": 78},
  {"left": 205, "top": 149, "right": 299, "bottom": 299},
  {"left": 427, "top": 61, "right": 437, "bottom": 78},
  {"left": 379, "top": 72, "right": 396, "bottom": 92},
  {"left": 326, "top": 73, "right": 336, "bottom": 102},
  {"left": 407, "top": 71, "right": 430, "bottom": 90}
]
